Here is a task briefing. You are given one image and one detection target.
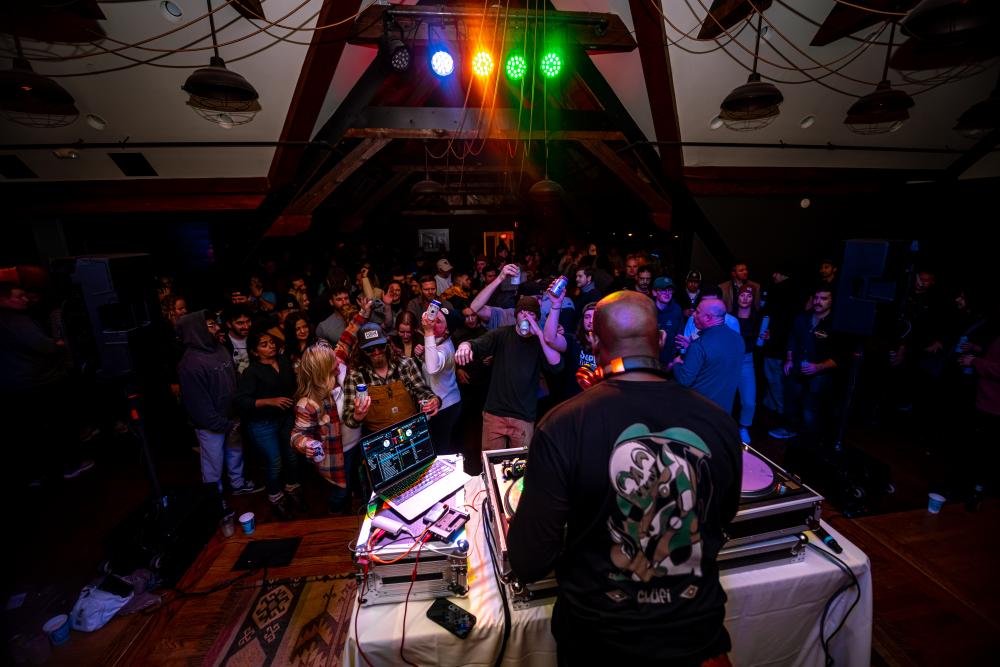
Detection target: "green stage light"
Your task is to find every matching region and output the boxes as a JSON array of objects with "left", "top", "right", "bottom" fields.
[
  {"left": 505, "top": 53, "right": 527, "bottom": 80},
  {"left": 540, "top": 51, "right": 562, "bottom": 78}
]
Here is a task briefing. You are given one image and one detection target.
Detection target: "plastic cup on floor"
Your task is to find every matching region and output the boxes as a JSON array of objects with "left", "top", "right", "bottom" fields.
[
  {"left": 239, "top": 511, "right": 256, "bottom": 534},
  {"left": 220, "top": 512, "right": 236, "bottom": 537},
  {"left": 42, "top": 614, "right": 71, "bottom": 646},
  {"left": 927, "top": 493, "right": 946, "bottom": 514}
]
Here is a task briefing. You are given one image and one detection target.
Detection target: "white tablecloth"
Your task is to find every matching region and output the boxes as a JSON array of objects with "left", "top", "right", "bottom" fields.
[{"left": 343, "top": 478, "right": 872, "bottom": 667}]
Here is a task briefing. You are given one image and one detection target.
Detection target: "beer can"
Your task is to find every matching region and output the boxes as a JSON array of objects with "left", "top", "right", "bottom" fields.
[
  {"left": 518, "top": 318, "right": 531, "bottom": 336},
  {"left": 312, "top": 446, "right": 326, "bottom": 463},
  {"left": 548, "top": 275, "right": 568, "bottom": 298},
  {"left": 426, "top": 299, "right": 441, "bottom": 319},
  {"left": 356, "top": 383, "right": 368, "bottom": 401}
]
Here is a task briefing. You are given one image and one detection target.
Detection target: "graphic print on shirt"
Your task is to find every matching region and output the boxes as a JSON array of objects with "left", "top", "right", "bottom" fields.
[{"left": 607, "top": 424, "right": 711, "bottom": 586}]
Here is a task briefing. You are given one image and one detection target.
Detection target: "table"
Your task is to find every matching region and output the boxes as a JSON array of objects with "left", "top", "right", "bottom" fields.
[{"left": 343, "top": 478, "right": 872, "bottom": 667}]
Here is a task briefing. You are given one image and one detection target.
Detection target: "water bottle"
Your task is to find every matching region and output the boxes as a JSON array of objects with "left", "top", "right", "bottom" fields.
[
  {"left": 956, "top": 336, "right": 974, "bottom": 375},
  {"left": 426, "top": 299, "right": 441, "bottom": 320},
  {"left": 757, "top": 315, "right": 770, "bottom": 347},
  {"left": 547, "top": 275, "right": 568, "bottom": 299}
]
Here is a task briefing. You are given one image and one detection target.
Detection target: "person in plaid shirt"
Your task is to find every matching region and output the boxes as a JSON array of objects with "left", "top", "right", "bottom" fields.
[
  {"left": 342, "top": 322, "right": 439, "bottom": 434},
  {"left": 291, "top": 299, "right": 371, "bottom": 513}
]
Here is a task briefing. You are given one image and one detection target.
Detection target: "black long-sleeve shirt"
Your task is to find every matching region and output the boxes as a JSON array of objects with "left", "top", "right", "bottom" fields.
[
  {"left": 234, "top": 356, "right": 297, "bottom": 421},
  {"left": 508, "top": 379, "right": 741, "bottom": 663}
]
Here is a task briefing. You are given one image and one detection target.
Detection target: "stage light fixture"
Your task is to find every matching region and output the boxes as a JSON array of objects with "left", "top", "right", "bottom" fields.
[
  {"left": 540, "top": 51, "right": 562, "bottom": 78},
  {"left": 472, "top": 51, "right": 494, "bottom": 78},
  {"left": 430, "top": 49, "right": 455, "bottom": 77},
  {"left": 505, "top": 53, "right": 527, "bottom": 80}
]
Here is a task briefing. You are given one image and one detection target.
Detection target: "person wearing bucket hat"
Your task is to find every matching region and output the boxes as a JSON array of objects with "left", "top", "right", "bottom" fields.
[
  {"left": 507, "top": 291, "right": 741, "bottom": 666},
  {"left": 341, "top": 322, "right": 439, "bottom": 433}
]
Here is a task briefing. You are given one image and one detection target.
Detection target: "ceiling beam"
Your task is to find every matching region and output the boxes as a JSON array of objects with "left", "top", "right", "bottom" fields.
[
  {"left": 577, "top": 139, "right": 672, "bottom": 216},
  {"left": 349, "top": 4, "right": 636, "bottom": 53},
  {"left": 683, "top": 166, "right": 941, "bottom": 196},
  {"left": 354, "top": 107, "right": 617, "bottom": 134},
  {"left": 628, "top": 0, "right": 683, "bottom": 182},
  {"left": 267, "top": 0, "right": 364, "bottom": 191},
  {"left": 942, "top": 128, "right": 1000, "bottom": 180},
  {"left": 4, "top": 177, "right": 269, "bottom": 215},
  {"left": 344, "top": 128, "right": 625, "bottom": 142},
  {"left": 284, "top": 137, "right": 392, "bottom": 214}
]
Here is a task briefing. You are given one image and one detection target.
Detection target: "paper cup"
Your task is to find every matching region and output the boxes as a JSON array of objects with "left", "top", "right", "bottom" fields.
[
  {"left": 239, "top": 511, "right": 255, "bottom": 534},
  {"left": 43, "top": 614, "right": 71, "bottom": 646},
  {"left": 927, "top": 493, "right": 946, "bottom": 514}
]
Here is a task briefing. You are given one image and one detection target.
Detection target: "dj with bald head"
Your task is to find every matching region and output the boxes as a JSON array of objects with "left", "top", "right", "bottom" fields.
[
  {"left": 671, "top": 298, "right": 745, "bottom": 412},
  {"left": 508, "top": 291, "right": 742, "bottom": 667}
]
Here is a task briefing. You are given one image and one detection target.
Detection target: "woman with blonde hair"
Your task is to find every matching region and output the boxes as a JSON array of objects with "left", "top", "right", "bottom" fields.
[{"left": 290, "top": 298, "right": 370, "bottom": 513}]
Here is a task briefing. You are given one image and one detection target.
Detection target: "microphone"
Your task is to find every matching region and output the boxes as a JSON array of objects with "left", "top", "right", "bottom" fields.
[{"left": 807, "top": 518, "right": 843, "bottom": 554}]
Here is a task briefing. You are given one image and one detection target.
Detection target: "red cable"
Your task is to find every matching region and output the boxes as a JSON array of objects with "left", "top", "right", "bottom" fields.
[{"left": 399, "top": 534, "right": 431, "bottom": 667}]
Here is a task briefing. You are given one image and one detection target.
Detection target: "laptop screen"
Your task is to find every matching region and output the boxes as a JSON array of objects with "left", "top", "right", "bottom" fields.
[{"left": 359, "top": 412, "right": 436, "bottom": 490}]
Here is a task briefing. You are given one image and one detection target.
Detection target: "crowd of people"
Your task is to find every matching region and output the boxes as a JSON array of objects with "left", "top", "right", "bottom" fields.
[
  {"left": 2, "top": 241, "right": 997, "bottom": 516},
  {"left": 3, "top": 239, "right": 999, "bottom": 665}
]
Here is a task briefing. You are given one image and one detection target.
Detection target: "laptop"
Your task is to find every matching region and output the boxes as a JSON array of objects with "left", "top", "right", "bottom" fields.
[{"left": 359, "top": 412, "right": 471, "bottom": 522}]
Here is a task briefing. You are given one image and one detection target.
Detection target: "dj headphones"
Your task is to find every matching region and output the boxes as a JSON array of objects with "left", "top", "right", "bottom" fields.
[{"left": 575, "top": 355, "right": 670, "bottom": 390}]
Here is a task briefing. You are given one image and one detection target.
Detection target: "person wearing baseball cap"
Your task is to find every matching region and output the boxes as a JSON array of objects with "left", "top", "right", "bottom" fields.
[
  {"left": 653, "top": 276, "right": 683, "bottom": 366},
  {"left": 679, "top": 270, "right": 703, "bottom": 318},
  {"left": 455, "top": 290, "right": 563, "bottom": 451},
  {"left": 435, "top": 258, "right": 453, "bottom": 295},
  {"left": 341, "top": 322, "right": 439, "bottom": 434}
]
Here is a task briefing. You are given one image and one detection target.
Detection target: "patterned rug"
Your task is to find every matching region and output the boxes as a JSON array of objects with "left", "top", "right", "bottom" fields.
[{"left": 203, "top": 575, "right": 357, "bottom": 667}]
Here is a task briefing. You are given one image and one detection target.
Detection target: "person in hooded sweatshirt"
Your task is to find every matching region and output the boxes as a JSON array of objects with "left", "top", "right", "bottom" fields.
[{"left": 176, "top": 310, "right": 261, "bottom": 496}]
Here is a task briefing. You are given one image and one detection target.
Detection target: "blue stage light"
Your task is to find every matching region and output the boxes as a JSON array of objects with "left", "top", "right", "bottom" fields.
[{"left": 430, "top": 49, "right": 455, "bottom": 77}]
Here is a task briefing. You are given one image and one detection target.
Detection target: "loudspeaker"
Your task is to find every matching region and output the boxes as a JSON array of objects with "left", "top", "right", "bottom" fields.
[
  {"left": 784, "top": 443, "right": 891, "bottom": 518},
  {"left": 833, "top": 239, "right": 919, "bottom": 337},
  {"left": 70, "top": 254, "right": 156, "bottom": 378},
  {"left": 103, "top": 485, "right": 221, "bottom": 586}
]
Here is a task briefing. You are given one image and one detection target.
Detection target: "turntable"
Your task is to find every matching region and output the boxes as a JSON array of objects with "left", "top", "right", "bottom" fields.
[
  {"left": 717, "top": 447, "right": 822, "bottom": 569},
  {"left": 481, "top": 448, "right": 559, "bottom": 608},
  {"left": 482, "top": 444, "right": 820, "bottom": 595}
]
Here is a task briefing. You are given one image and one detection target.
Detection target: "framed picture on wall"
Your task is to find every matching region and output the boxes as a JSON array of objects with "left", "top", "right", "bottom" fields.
[{"left": 418, "top": 228, "right": 450, "bottom": 252}]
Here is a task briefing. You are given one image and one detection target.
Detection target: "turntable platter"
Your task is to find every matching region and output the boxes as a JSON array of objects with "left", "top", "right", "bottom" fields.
[{"left": 741, "top": 449, "right": 776, "bottom": 499}]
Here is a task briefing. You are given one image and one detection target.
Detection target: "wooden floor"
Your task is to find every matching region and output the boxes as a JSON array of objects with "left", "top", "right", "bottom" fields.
[
  {"left": 829, "top": 500, "right": 1000, "bottom": 666},
  {"left": 4, "top": 414, "right": 998, "bottom": 666}
]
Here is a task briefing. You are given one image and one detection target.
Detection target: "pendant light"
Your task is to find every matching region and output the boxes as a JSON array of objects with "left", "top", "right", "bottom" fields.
[
  {"left": 719, "top": 14, "right": 783, "bottom": 131},
  {"left": 411, "top": 142, "right": 444, "bottom": 195},
  {"left": 844, "top": 22, "right": 914, "bottom": 135},
  {"left": 953, "top": 71, "right": 1000, "bottom": 139},
  {"left": 182, "top": 0, "right": 260, "bottom": 128},
  {"left": 0, "top": 32, "right": 78, "bottom": 128}
]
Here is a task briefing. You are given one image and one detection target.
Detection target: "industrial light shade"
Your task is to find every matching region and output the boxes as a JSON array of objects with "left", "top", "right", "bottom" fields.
[
  {"left": 411, "top": 178, "right": 445, "bottom": 195},
  {"left": 901, "top": 0, "right": 996, "bottom": 43},
  {"left": 844, "top": 80, "right": 914, "bottom": 135},
  {"left": 528, "top": 178, "right": 564, "bottom": 203},
  {"left": 0, "top": 57, "right": 79, "bottom": 128},
  {"left": 182, "top": 56, "right": 259, "bottom": 105},
  {"left": 719, "top": 73, "right": 783, "bottom": 131},
  {"left": 953, "top": 93, "right": 1000, "bottom": 138}
]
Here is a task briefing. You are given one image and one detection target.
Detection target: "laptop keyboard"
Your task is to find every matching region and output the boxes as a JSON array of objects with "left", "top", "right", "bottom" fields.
[{"left": 386, "top": 459, "right": 453, "bottom": 503}]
